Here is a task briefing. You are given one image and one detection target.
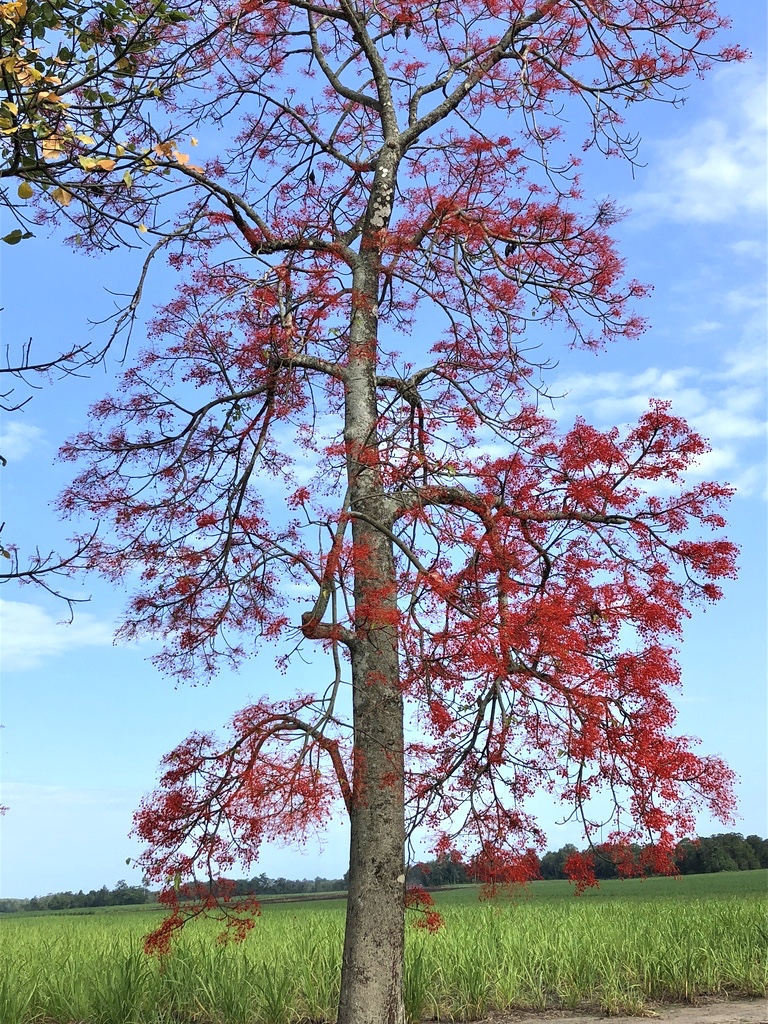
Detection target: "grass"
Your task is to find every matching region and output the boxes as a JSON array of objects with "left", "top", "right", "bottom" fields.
[
  {"left": 0, "top": 870, "right": 765, "bottom": 1023},
  {"left": 438, "top": 867, "right": 768, "bottom": 903}
]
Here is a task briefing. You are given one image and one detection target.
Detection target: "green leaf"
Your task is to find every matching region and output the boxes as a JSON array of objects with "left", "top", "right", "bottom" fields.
[{"left": 1, "top": 229, "right": 34, "bottom": 244}]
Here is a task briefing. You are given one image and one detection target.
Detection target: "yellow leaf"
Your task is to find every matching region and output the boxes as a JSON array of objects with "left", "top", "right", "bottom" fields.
[
  {"left": 17, "top": 180, "right": 32, "bottom": 199},
  {"left": 0, "top": 0, "right": 27, "bottom": 24},
  {"left": 172, "top": 150, "right": 204, "bottom": 172},
  {"left": 115, "top": 143, "right": 125, "bottom": 157},
  {"left": 190, "top": 136, "right": 198, "bottom": 146},
  {"left": 41, "top": 137, "right": 65, "bottom": 160},
  {"left": 51, "top": 187, "right": 72, "bottom": 207},
  {"left": 2, "top": 100, "right": 18, "bottom": 115},
  {"left": 122, "top": 170, "right": 133, "bottom": 188},
  {"left": 138, "top": 223, "right": 148, "bottom": 232},
  {"left": 75, "top": 133, "right": 95, "bottom": 144},
  {"left": 78, "top": 155, "right": 97, "bottom": 170},
  {"left": 95, "top": 158, "right": 116, "bottom": 171},
  {"left": 15, "top": 64, "right": 43, "bottom": 85}
]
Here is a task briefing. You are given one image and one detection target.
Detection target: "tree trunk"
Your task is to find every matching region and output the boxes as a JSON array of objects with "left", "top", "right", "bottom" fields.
[
  {"left": 337, "top": 632, "right": 405, "bottom": 1024},
  {"left": 336, "top": 253, "right": 406, "bottom": 1024}
]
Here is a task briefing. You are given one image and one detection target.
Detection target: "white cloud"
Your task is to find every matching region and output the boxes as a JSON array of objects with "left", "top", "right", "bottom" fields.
[
  {"left": 695, "top": 407, "right": 765, "bottom": 443},
  {"left": 723, "top": 286, "right": 768, "bottom": 315},
  {"left": 552, "top": 343, "right": 767, "bottom": 497},
  {"left": 0, "top": 599, "right": 114, "bottom": 671},
  {"left": 689, "top": 446, "right": 738, "bottom": 476},
  {"left": 0, "top": 421, "right": 45, "bottom": 462},
  {"left": 0, "top": 780, "right": 133, "bottom": 809},
  {"left": 633, "top": 65, "right": 768, "bottom": 225},
  {"left": 688, "top": 320, "right": 725, "bottom": 335},
  {"left": 722, "top": 345, "right": 766, "bottom": 381},
  {"left": 729, "top": 239, "right": 766, "bottom": 260}
]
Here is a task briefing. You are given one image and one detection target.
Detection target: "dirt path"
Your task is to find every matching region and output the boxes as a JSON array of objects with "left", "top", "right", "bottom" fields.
[{"left": 467, "top": 998, "right": 767, "bottom": 1024}]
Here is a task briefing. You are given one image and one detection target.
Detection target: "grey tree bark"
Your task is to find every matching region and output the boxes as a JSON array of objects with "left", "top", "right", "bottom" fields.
[{"left": 336, "top": 166, "right": 407, "bottom": 1019}]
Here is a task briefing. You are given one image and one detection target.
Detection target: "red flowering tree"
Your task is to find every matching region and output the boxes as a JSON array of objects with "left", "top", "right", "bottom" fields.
[{"left": 57, "top": 0, "right": 743, "bottom": 1020}]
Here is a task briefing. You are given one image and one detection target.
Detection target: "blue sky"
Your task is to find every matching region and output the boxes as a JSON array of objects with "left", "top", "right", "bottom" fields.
[{"left": 0, "top": 3, "right": 766, "bottom": 899}]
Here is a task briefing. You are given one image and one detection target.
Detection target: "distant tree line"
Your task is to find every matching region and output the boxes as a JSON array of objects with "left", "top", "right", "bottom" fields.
[
  {"left": 537, "top": 833, "right": 768, "bottom": 880},
  {"left": 2, "top": 834, "right": 765, "bottom": 912},
  {"left": 0, "top": 874, "right": 349, "bottom": 913},
  {"left": 673, "top": 834, "right": 768, "bottom": 875},
  {"left": 0, "top": 879, "right": 153, "bottom": 914},
  {"left": 407, "top": 833, "right": 768, "bottom": 885},
  {"left": 227, "top": 872, "right": 348, "bottom": 897}
]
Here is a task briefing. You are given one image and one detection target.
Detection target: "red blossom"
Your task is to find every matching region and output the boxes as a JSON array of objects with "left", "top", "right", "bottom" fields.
[
  {"left": 563, "top": 851, "right": 599, "bottom": 895},
  {"left": 405, "top": 886, "right": 444, "bottom": 933}
]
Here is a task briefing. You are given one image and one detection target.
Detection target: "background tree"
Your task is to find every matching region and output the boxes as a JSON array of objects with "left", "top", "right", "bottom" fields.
[
  {"left": 744, "top": 835, "right": 768, "bottom": 869},
  {"left": 540, "top": 844, "right": 579, "bottom": 881},
  {"left": 0, "top": 0, "right": 199, "bottom": 241},
  {"left": 0, "top": 0, "right": 212, "bottom": 595},
  {"left": 676, "top": 833, "right": 765, "bottom": 874},
  {"left": 56, "top": 1, "right": 744, "bottom": 1022}
]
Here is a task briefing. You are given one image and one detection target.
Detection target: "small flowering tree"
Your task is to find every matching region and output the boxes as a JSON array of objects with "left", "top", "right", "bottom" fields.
[{"left": 57, "top": 0, "right": 742, "bottom": 1020}]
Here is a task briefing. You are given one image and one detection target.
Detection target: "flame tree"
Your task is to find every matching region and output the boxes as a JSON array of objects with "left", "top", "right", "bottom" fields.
[{"left": 56, "top": 0, "right": 743, "bottom": 1020}]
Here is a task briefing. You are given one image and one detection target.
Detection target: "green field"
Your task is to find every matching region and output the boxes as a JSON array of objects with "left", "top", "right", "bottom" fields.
[{"left": 1, "top": 871, "right": 766, "bottom": 1023}]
